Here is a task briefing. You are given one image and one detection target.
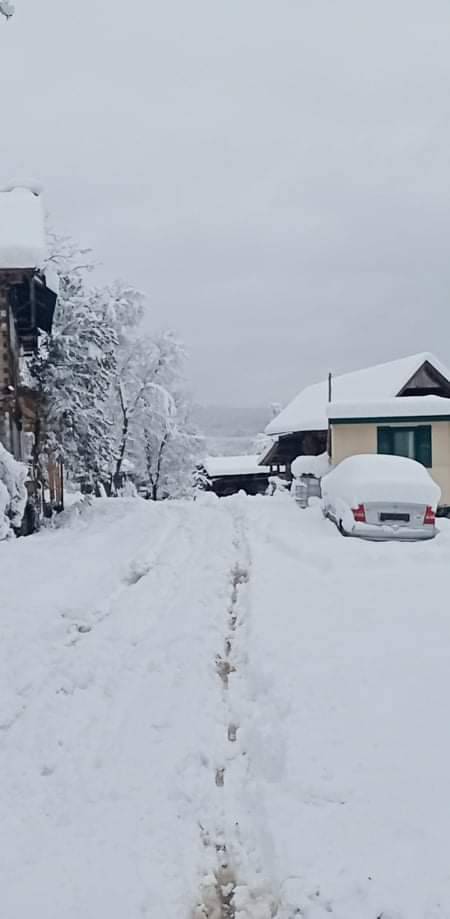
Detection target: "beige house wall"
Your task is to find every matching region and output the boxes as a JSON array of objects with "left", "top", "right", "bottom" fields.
[
  {"left": 331, "top": 424, "right": 378, "bottom": 466},
  {"left": 331, "top": 420, "right": 450, "bottom": 506},
  {"left": 431, "top": 422, "right": 450, "bottom": 506}
]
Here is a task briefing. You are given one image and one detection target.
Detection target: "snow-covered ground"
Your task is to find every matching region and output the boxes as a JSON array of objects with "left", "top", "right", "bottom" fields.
[{"left": 1, "top": 494, "right": 450, "bottom": 918}]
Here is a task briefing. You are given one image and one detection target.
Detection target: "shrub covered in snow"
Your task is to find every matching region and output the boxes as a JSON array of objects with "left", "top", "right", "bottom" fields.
[
  {"left": 0, "top": 444, "right": 27, "bottom": 539},
  {"left": 267, "top": 475, "right": 290, "bottom": 495}
]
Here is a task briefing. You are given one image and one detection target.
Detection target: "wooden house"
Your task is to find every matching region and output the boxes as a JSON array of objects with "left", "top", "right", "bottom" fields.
[{"left": 0, "top": 186, "right": 59, "bottom": 522}]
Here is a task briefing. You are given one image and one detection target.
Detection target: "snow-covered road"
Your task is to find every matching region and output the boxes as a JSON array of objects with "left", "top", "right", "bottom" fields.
[{"left": 1, "top": 495, "right": 450, "bottom": 918}]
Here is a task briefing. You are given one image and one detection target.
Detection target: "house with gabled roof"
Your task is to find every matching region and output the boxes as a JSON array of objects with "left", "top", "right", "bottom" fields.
[
  {"left": 0, "top": 185, "right": 58, "bottom": 461},
  {"left": 0, "top": 185, "right": 60, "bottom": 527},
  {"left": 261, "top": 353, "right": 450, "bottom": 509}
]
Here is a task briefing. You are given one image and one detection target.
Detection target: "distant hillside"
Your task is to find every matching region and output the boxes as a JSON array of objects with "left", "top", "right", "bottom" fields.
[{"left": 193, "top": 404, "right": 272, "bottom": 456}]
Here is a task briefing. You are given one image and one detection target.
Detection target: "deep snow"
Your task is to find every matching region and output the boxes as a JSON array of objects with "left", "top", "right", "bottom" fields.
[{"left": 1, "top": 494, "right": 450, "bottom": 918}]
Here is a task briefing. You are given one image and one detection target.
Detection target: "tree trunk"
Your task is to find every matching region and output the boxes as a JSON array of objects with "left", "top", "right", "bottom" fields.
[
  {"left": 152, "top": 434, "right": 169, "bottom": 501},
  {"left": 112, "top": 383, "right": 129, "bottom": 491}
]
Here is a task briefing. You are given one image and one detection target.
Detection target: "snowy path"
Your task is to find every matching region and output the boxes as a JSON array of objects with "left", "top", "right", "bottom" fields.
[
  {"left": 0, "top": 498, "right": 238, "bottom": 918},
  {"left": 2, "top": 495, "right": 450, "bottom": 918}
]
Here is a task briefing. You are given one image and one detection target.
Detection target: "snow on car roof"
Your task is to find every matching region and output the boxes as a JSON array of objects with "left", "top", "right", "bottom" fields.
[
  {"left": 322, "top": 454, "right": 441, "bottom": 507},
  {"left": 328, "top": 395, "right": 450, "bottom": 421},
  {"left": 204, "top": 454, "right": 270, "bottom": 478},
  {"left": 266, "top": 353, "right": 450, "bottom": 436},
  {"left": 328, "top": 453, "right": 433, "bottom": 481},
  {"left": 0, "top": 186, "right": 47, "bottom": 270}
]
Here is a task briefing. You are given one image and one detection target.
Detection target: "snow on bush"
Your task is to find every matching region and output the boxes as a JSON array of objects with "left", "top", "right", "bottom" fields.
[
  {"left": 0, "top": 444, "right": 27, "bottom": 538},
  {"left": 267, "top": 475, "right": 290, "bottom": 495},
  {"left": 291, "top": 452, "right": 330, "bottom": 479}
]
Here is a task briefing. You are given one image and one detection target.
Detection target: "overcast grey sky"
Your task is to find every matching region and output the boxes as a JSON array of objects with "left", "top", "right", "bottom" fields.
[{"left": 1, "top": 0, "right": 450, "bottom": 405}]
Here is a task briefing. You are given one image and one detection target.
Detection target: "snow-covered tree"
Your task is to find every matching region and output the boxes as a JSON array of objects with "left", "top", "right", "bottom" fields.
[
  {"left": 137, "top": 395, "right": 203, "bottom": 500},
  {"left": 31, "top": 232, "right": 197, "bottom": 502},
  {"left": 34, "top": 273, "right": 118, "bottom": 484},
  {"left": 110, "top": 330, "right": 203, "bottom": 499},
  {"left": 31, "top": 243, "right": 144, "bottom": 490},
  {"left": 0, "top": 1, "right": 14, "bottom": 20},
  {"left": 109, "top": 331, "right": 180, "bottom": 490}
]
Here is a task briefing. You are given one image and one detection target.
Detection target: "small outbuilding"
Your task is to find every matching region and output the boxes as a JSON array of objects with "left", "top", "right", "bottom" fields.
[{"left": 200, "top": 455, "right": 271, "bottom": 497}]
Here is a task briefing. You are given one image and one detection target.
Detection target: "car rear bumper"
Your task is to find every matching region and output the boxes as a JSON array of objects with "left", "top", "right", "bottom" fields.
[{"left": 349, "top": 522, "right": 437, "bottom": 541}]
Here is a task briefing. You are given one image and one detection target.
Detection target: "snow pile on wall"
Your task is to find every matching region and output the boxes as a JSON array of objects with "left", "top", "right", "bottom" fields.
[
  {"left": 291, "top": 452, "right": 330, "bottom": 478},
  {"left": 0, "top": 444, "right": 27, "bottom": 538},
  {"left": 0, "top": 186, "right": 47, "bottom": 270}
]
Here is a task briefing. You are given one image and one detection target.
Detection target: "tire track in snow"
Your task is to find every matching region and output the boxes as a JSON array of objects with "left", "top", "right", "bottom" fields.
[
  {"left": 1, "top": 499, "right": 237, "bottom": 919},
  {"left": 0, "top": 504, "right": 186, "bottom": 738},
  {"left": 195, "top": 497, "right": 279, "bottom": 919}
]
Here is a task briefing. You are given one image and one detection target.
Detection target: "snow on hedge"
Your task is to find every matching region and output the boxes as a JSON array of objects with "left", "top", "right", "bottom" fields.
[
  {"left": 322, "top": 453, "right": 441, "bottom": 509},
  {"left": 0, "top": 186, "right": 46, "bottom": 269},
  {"left": 0, "top": 444, "right": 27, "bottom": 538}
]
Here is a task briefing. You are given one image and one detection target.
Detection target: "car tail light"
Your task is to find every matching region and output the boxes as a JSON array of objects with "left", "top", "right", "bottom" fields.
[
  {"left": 424, "top": 506, "right": 435, "bottom": 526},
  {"left": 352, "top": 504, "right": 366, "bottom": 523}
]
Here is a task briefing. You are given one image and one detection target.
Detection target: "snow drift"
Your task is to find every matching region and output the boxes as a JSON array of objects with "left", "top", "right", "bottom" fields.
[{"left": 1, "top": 494, "right": 450, "bottom": 918}]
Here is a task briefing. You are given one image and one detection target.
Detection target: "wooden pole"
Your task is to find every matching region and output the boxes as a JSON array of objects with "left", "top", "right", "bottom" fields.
[
  {"left": 327, "top": 372, "right": 332, "bottom": 460},
  {"left": 59, "top": 460, "right": 64, "bottom": 512}
]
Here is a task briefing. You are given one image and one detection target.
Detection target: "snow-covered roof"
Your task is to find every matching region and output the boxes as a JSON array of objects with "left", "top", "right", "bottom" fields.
[
  {"left": 266, "top": 353, "right": 450, "bottom": 436},
  {"left": 204, "top": 454, "right": 270, "bottom": 478},
  {"left": 328, "top": 395, "right": 450, "bottom": 421},
  {"left": 0, "top": 186, "right": 47, "bottom": 270}
]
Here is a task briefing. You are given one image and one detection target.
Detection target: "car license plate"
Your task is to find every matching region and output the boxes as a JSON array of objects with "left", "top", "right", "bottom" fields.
[{"left": 379, "top": 512, "right": 410, "bottom": 523}]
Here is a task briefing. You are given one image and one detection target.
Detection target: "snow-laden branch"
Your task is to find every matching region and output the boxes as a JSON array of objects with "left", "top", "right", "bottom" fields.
[
  {"left": 140, "top": 380, "right": 176, "bottom": 419},
  {"left": 0, "top": 1, "right": 14, "bottom": 19}
]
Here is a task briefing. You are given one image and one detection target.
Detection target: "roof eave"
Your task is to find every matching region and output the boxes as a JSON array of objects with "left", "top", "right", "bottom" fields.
[{"left": 330, "top": 414, "right": 450, "bottom": 425}]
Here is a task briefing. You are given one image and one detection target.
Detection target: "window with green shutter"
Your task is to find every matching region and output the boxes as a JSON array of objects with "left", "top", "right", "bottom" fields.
[
  {"left": 415, "top": 426, "right": 432, "bottom": 467},
  {"left": 377, "top": 425, "right": 432, "bottom": 467}
]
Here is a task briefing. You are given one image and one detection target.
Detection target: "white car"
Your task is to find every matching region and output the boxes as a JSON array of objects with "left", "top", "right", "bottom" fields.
[{"left": 321, "top": 454, "right": 441, "bottom": 540}]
